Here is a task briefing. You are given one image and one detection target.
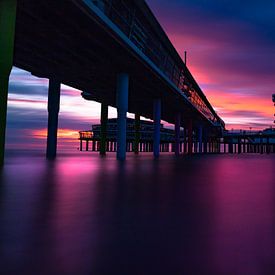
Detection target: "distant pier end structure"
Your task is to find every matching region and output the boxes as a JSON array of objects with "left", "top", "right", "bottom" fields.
[
  {"left": 79, "top": 118, "right": 179, "bottom": 153},
  {"left": 0, "top": 0, "right": 224, "bottom": 165}
]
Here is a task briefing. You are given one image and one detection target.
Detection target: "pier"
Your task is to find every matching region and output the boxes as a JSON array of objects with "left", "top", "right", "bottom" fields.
[
  {"left": 1, "top": 1, "right": 275, "bottom": 274},
  {"left": 0, "top": 0, "right": 224, "bottom": 165}
]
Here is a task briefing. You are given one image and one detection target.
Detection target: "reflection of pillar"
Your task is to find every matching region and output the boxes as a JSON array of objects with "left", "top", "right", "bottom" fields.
[
  {"left": 100, "top": 101, "right": 108, "bottom": 155},
  {"left": 0, "top": 0, "right": 17, "bottom": 166},
  {"left": 116, "top": 73, "right": 129, "bottom": 160},
  {"left": 188, "top": 119, "right": 193, "bottom": 154},
  {"left": 153, "top": 99, "right": 161, "bottom": 158},
  {"left": 198, "top": 125, "right": 203, "bottom": 153},
  {"left": 134, "top": 113, "right": 140, "bottom": 154},
  {"left": 174, "top": 113, "right": 181, "bottom": 156},
  {"left": 46, "top": 79, "right": 61, "bottom": 159}
]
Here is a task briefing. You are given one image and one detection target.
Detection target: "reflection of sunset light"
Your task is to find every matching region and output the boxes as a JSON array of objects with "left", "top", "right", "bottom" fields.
[{"left": 32, "top": 129, "right": 79, "bottom": 141}]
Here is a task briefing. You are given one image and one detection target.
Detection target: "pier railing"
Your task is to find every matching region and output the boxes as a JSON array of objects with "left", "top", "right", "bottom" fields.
[{"left": 89, "top": 0, "right": 220, "bottom": 125}]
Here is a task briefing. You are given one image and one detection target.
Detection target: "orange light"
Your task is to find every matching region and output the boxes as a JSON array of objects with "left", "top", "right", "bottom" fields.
[{"left": 32, "top": 129, "right": 80, "bottom": 141}]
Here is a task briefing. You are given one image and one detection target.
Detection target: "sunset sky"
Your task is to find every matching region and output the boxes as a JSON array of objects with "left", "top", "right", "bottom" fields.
[{"left": 6, "top": 0, "right": 275, "bottom": 150}]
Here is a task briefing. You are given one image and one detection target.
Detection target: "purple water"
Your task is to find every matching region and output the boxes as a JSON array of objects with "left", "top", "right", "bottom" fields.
[{"left": 1, "top": 151, "right": 275, "bottom": 274}]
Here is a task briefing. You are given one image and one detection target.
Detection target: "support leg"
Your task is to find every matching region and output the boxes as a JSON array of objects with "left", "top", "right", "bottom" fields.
[
  {"left": 238, "top": 138, "right": 241, "bottom": 154},
  {"left": 0, "top": 0, "right": 17, "bottom": 166},
  {"left": 198, "top": 125, "right": 203, "bottom": 153},
  {"left": 153, "top": 99, "right": 161, "bottom": 158},
  {"left": 116, "top": 73, "right": 129, "bottom": 160},
  {"left": 183, "top": 128, "right": 187, "bottom": 154},
  {"left": 134, "top": 113, "right": 140, "bottom": 154},
  {"left": 203, "top": 129, "right": 208, "bottom": 153},
  {"left": 86, "top": 140, "right": 89, "bottom": 151},
  {"left": 174, "top": 113, "right": 181, "bottom": 156},
  {"left": 188, "top": 119, "right": 193, "bottom": 154},
  {"left": 92, "top": 140, "right": 96, "bottom": 151},
  {"left": 46, "top": 79, "right": 61, "bottom": 159},
  {"left": 100, "top": 101, "right": 108, "bottom": 155}
]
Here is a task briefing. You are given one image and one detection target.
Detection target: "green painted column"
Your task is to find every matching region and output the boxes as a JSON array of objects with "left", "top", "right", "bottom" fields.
[
  {"left": 133, "top": 113, "right": 140, "bottom": 154},
  {"left": 100, "top": 101, "right": 108, "bottom": 155},
  {"left": 0, "top": 0, "right": 17, "bottom": 166}
]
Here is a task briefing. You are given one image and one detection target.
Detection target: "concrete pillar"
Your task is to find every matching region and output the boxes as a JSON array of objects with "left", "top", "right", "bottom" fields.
[
  {"left": 188, "top": 119, "right": 193, "bottom": 154},
  {"left": 203, "top": 129, "right": 208, "bottom": 153},
  {"left": 0, "top": 0, "right": 17, "bottom": 166},
  {"left": 92, "top": 140, "right": 96, "bottom": 151},
  {"left": 238, "top": 138, "right": 241, "bottom": 154},
  {"left": 229, "top": 140, "right": 233, "bottom": 154},
  {"left": 260, "top": 137, "right": 263, "bottom": 154},
  {"left": 116, "top": 73, "right": 129, "bottom": 160},
  {"left": 46, "top": 79, "right": 61, "bottom": 159},
  {"left": 184, "top": 127, "right": 187, "bottom": 154},
  {"left": 194, "top": 138, "right": 198, "bottom": 153},
  {"left": 100, "top": 101, "right": 108, "bottom": 155},
  {"left": 134, "top": 113, "right": 140, "bottom": 154},
  {"left": 86, "top": 140, "right": 89, "bottom": 151},
  {"left": 198, "top": 125, "right": 203, "bottom": 153},
  {"left": 153, "top": 99, "right": 161, "bottom": 158},
  {"left": 174, "top": 113, "right": 181, "bottom": 156}
]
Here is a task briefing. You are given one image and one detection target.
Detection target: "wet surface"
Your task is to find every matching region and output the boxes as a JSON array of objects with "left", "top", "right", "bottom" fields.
[{"left": 0, "top": 152, "right": 275, "bottom": 274}]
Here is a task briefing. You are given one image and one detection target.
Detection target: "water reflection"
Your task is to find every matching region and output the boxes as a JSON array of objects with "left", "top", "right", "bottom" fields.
[{"left": 0, "top": 152, "right": 275, "bottom": 274}]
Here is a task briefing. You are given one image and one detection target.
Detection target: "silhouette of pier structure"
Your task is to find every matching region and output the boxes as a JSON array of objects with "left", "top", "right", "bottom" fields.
[
  {"left": 222, "top": 129, "right": 275, "bottom": 154},
  {"left": 79, "top": 118, "right": 179, "bottom": 153},
  {"left": 79, "top": 117, "right": 224, "bottom": 154},
  {"left": 0, "top": 0, "right": 225, "bottom": 165}
]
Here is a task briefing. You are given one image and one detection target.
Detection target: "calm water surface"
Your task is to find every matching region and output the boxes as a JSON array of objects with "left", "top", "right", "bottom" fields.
[{"left": 0, "top": 151, "right": 275, "bottom": 274}]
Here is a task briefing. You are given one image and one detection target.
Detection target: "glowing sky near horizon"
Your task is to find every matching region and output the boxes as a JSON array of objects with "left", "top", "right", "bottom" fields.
[{"left": 6, "top": 0, "right": 275, "bottom": 150}]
